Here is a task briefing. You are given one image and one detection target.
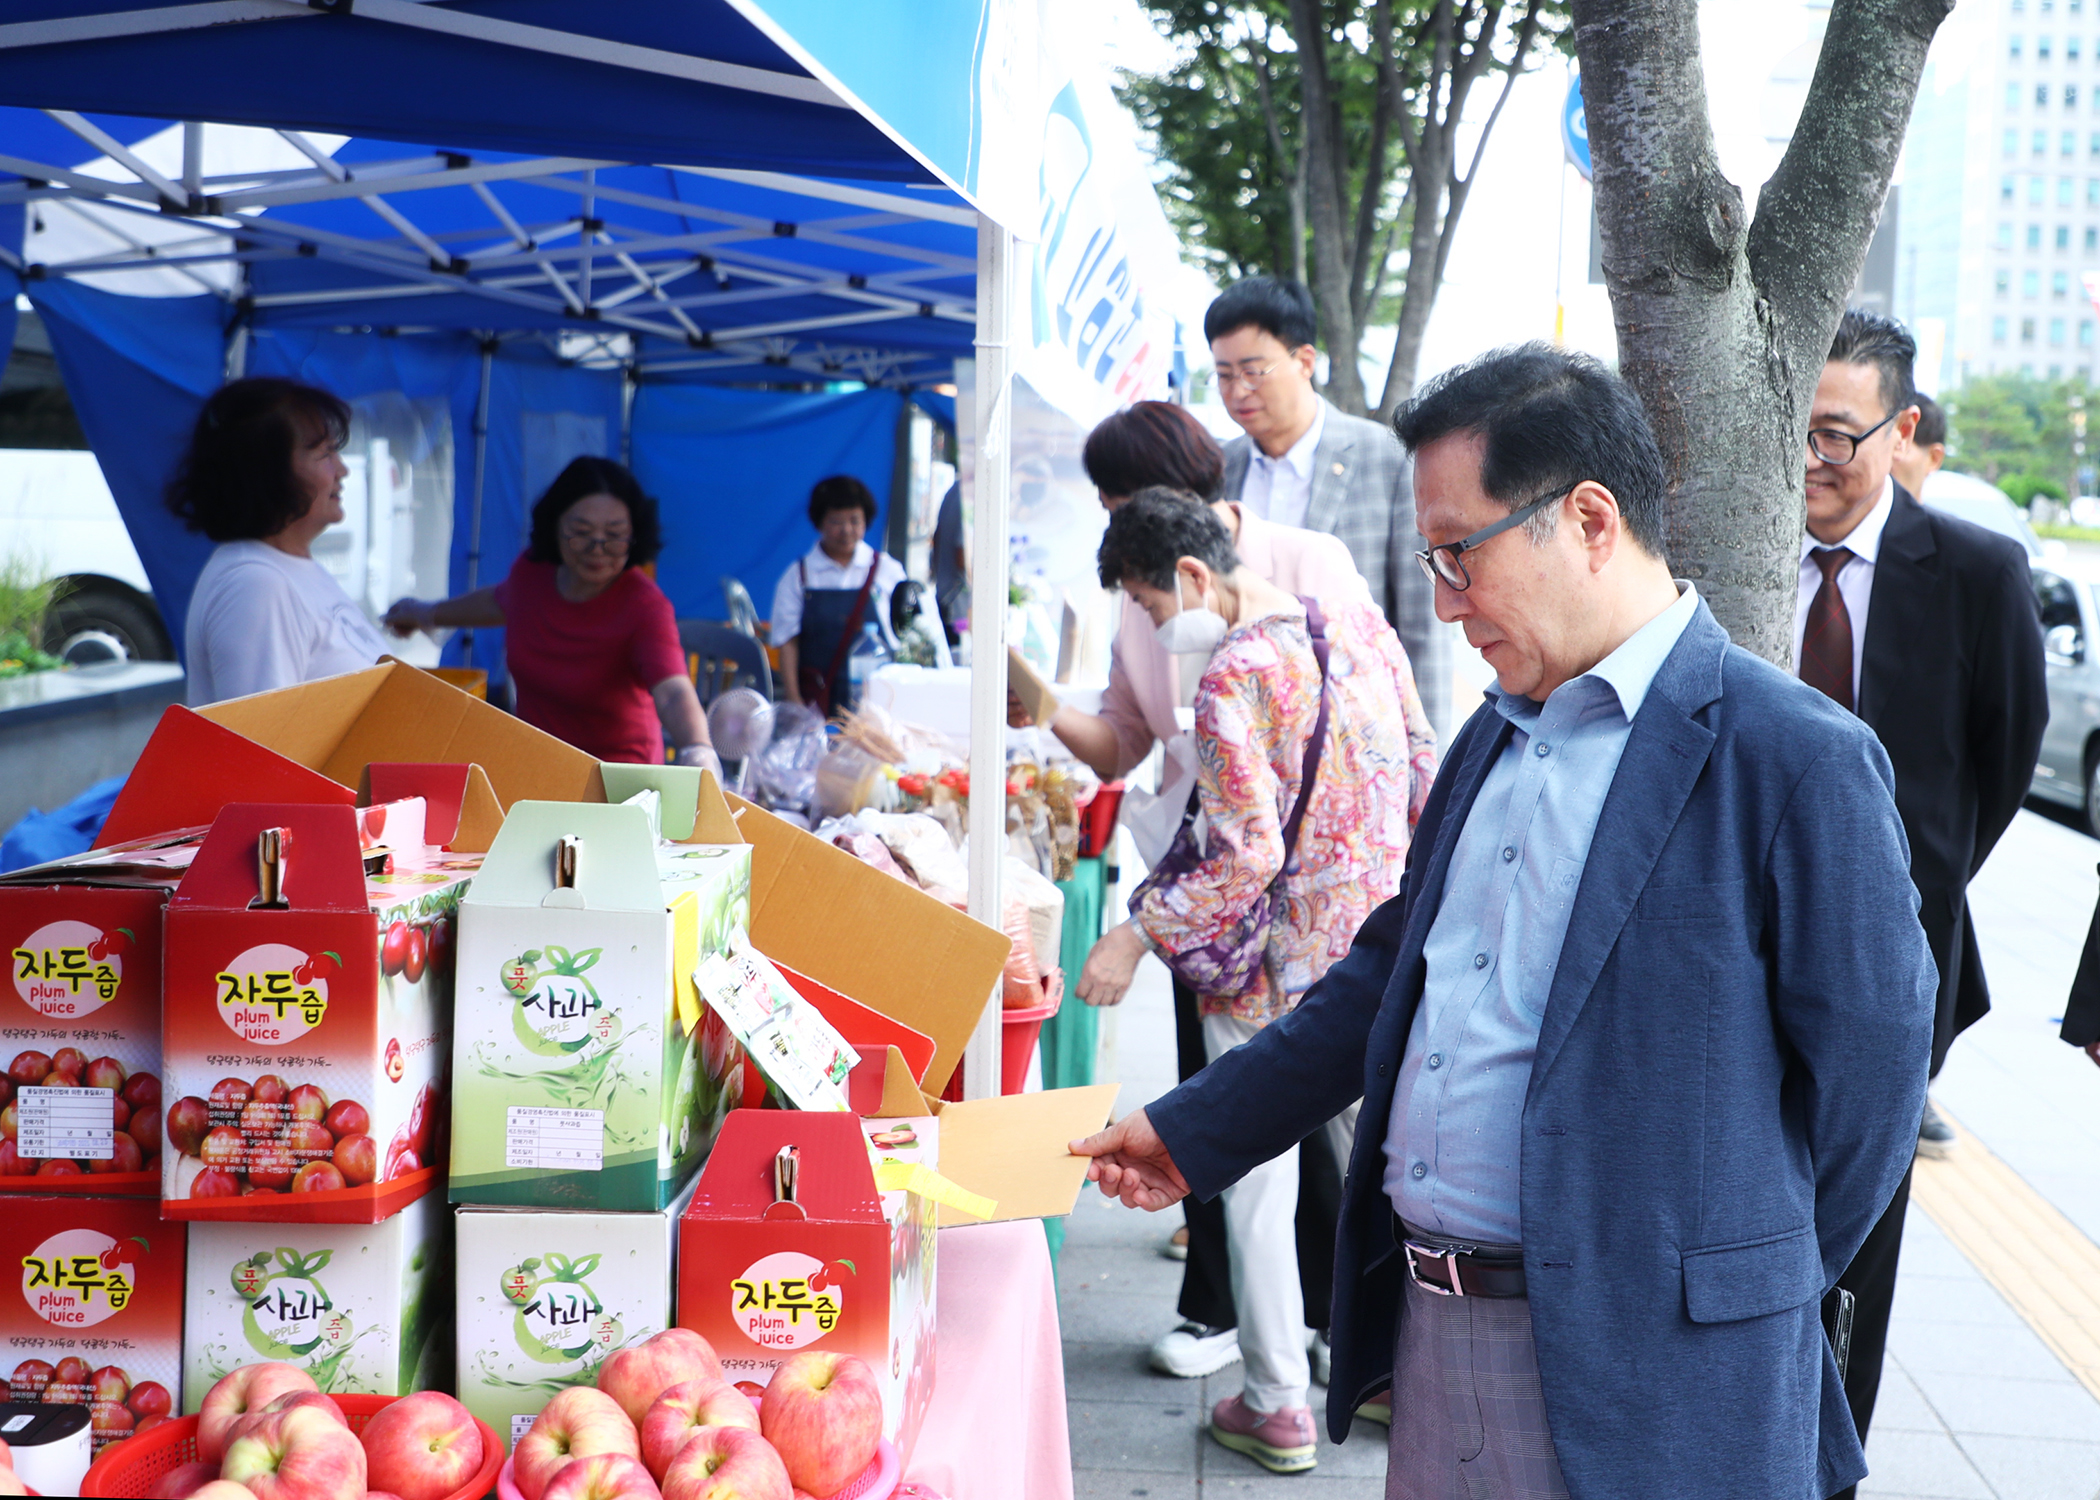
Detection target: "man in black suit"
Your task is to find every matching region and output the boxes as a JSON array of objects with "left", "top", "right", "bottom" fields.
[{"left": 1798, "top": 310, "right": 2048, "bottom": 1489}]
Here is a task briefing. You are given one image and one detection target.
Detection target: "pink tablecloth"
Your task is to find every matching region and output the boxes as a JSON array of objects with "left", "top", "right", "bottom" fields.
[{"left": 902, "top": 1220, "right": 1073, "bottom": 1500}]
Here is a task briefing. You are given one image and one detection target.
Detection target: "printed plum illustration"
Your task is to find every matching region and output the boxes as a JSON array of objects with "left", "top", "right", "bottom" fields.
[
  {"left": 166, "top": 1073, "right": 386, "bottom": 1198},
  {"left": 0, "top": 1050, "right": 163, "bottom": 1178}
]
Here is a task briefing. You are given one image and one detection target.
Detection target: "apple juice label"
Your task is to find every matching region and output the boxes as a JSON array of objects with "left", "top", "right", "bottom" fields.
[
  {"left": 505, "top": 1107, "right": 605, "bottom": 1171},
  {"left": 693, "top": 939, "right": 857, "bottom": 1113},
  {"left": 17, "top": 1086, "right": 113, "bottom": 1160}
]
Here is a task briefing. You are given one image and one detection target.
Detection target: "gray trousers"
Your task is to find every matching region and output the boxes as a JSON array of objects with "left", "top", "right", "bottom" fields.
[{"left": 1385, "top": 1269, "right": 1570, "bottom": 1500}]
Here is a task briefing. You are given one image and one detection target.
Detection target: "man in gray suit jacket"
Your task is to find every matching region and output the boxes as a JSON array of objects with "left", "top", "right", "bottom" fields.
[{"left": 1209, "top": 276, "right": 1449, "bottom": 727}]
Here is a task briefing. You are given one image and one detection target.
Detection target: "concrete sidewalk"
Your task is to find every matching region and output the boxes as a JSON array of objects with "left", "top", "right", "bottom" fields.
[{"left": 1057, "top": 804, "right": 2100, "bottom": 1499}]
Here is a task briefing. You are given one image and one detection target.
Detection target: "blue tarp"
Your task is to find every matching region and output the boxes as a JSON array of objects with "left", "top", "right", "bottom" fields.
[{"left": 0, "top": 774, "right": 123, "bottom": 873}]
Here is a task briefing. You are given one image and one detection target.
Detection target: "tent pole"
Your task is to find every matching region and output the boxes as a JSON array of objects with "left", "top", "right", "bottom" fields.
[
  {"left": 962, "top": 215, "right": 1013, "bottom": 1102},
  {"left": 463, "top": 339, "right": 494, "bottom": 667}
]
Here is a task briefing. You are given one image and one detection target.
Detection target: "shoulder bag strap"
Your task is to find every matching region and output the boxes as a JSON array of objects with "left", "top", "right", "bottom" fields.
[{"left": 1277, "top": 598, "right": 1333, "bottom": 867}]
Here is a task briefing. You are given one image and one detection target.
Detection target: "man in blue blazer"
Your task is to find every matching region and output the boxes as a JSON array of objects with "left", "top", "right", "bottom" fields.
[{"left": 1074, "top": 345, "right": 1935, "bottom": 1499}]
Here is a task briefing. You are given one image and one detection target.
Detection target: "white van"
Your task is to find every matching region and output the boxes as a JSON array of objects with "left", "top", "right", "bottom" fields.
[{"left": 0, "top": 447, "right": 171, "bottom": 663}]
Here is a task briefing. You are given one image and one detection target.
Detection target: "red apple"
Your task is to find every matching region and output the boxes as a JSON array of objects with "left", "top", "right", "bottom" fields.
[
  {"left": 197, "top": 1361, "right": 321, "bottom": 1464},
  {"left": 225, "top": 1390, "right": 348, "bottom": 1452},
  {"left": 35, "top": 1159, "right": 81, "bottom": 1177},
  {"left": 148, "top": 1460, "right": 217, "bottom": 1498},
  {"left": 130, "top": 1105, "right": 162, "bottom": 1155},
  {"left": 5, "top": 1053, "right": 49, "bottom": 1089},
  {"left": 252, "top": 1074, "right": 291, "bottom": 1105},
  {"left": 661, "top": 1426, "right": 791, "bottom": 1500},
  {"left": 84, "top": 1056, "right": 126, "bottom": 1092},
  {"left": 191, "top": 1166, "right": 242, "bottom": 1198},
  {"left": 123, "top": 1070, "right": 160, "bottom": 1113},
  {"left": 642, "top": 1378, "right": 762, "bottom": 1480},
  {"left": 322, "top": 1100, "right": 369, "bottom": 1139},
  {"left": 167, "top": 1096, "right": 210, "bottom": 1156},
  {"left": 210, "top": 1077, "right": 254, "bottom": 1114},
  {"left": 514, "top": 1387, "right": 641, "bottom": 1500},
  {"left": 200, "top": 1125, "right": 246, "bottom": 1173},
  {"left": 89, "top": 1132, "right": 143, "bottom": 1175},
  {"left": 222, "top": 1405, "right": 368, "bottom": 1500},
  {"left": 10, "top": 1360, "right": 52, "bottom": 1399},
  {"left": 598, "top": 1328, "right": 726, "bottom": 1429},
  {"left": 332, "top": 1133, "right": 378, "bottom": 1186},
  {"left": 128, "top": 1379, "right": 172, "bottom": 1418},
  {"left": 289, "top": 1084, "right": 329, "bottom": 1123},
  {"left": 543, "top": 1453, "right": 660, "bottom": 1500},
  {"left": 292, "top": 1161, "right": 346, "bottom": 1194},
  {"left": 359, "top": 1391, "right": 483, "bottom": 1500},
  {"left": 191, "top": 1484, "right": 268, "bottom": 1500},
  {"left": 759, "top": 1351, "right": 882, "bottom": 1497},
  {"left": 49, "top": 1047, "right": 86, "bottom": 1079}
]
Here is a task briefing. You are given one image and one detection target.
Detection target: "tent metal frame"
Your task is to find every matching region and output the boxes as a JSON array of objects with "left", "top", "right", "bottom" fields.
[{"left": 0, "top": 115, "right": 974, "bottom": 388}]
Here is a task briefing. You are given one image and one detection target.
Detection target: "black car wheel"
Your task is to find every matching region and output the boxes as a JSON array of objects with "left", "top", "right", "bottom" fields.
[{"left": 43, "top": 584, "right": 173, "bottom": 665}]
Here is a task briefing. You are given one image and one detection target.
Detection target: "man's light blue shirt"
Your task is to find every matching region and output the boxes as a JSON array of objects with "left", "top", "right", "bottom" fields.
[{"left": 1382, "top": 583, "right": 1701, "bottom": 1243}]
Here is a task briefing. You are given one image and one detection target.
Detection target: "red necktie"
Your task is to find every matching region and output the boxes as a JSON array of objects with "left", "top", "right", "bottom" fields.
[{"left": 1800, "top": 546, "right": 1856, "bottom": 712}]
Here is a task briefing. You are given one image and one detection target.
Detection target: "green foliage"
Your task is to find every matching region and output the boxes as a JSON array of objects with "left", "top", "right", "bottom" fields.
[
  {"left": 2001, "top": 473, "right": 2067, "bottom": 507},
  {"left": 1943, "top": 371, "right": 2090, "bottom": 494},
  {"left": 0, "top": 555, "right": 64, "bottom": 679}
]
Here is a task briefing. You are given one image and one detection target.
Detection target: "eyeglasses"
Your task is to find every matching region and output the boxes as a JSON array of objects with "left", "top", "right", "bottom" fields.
[
  {"left": 1214, "top": 360, "right": 1282, "bottom": 392},
  {"left": 1806, "top": 410, "right": 1898, "bottom": 465},
  {"left": 1414, "top": 482, "right": 1578, "bottom": 592},
  {"left": 561, "top": 529, "right": 632, "bottom": 555}
]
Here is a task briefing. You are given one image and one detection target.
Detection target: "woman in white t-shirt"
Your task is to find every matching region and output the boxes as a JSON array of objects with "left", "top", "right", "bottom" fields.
[{"left": 169, "top": 378, "right": 389, "bottom": 705}]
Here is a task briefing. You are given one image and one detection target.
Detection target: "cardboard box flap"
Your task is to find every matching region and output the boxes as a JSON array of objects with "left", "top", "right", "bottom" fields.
[
  {"left": 361, "top": 763, "right": 502, "bottom": 851},
  {"left": 717, "top": 788, "right": 1010, "bottom": 1099},
  {"left": 778, "top": 963, "right": 938, "bottom": 1086},
  {"left": 929, "top": 1084, "right": 1119, "bottom": 1226},
  {"left": 467, "top": 800, "right": 663, "bottom": 911},
  {"left": 599, "top": 764, "right": 705, "bottom": 842},
  {"left": 170, "top": 803, "right": 370, "bottom": 913},
  {"left": 686, "top": 1110, "right": 883, "bottom": 1221},
  {"left": 97, "top": 708, "right": 356, "bottom": 848}
]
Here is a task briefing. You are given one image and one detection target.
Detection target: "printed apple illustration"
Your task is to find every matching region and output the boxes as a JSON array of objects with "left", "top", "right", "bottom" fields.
[
  {"left": 641, "top": 1377, "right": 762, "bottom": 1480},
  {"left": 381, "top": 921, "right": 411, "bottom": 978},
  {"left": 122, "top": 1070, "right": 160, "bottom": 1113},
  {"left": 288, "top": 1084, "right": 329, "bottom": 1124},
  {"left": 10, "top": 1361, "right": 52, "bottom": 1399},
  {"left": 332, "top": 1133, "right": 377, "bottom": 1186},
  {"left": 322, "top": 1100, "right": 368, "bottom": 1138},
  {"left": 89, "top": 1133, "right": 144, "bottom": 1174},
  {"left": 360, "top": 1391, "right": 483, "bottom": 1500},
  {"left": 759, "top": 1350, "right": 884, "bottom": 1497},
  {"left": 129, "top": 1105, "right": 161, "bottom": 1155},
  {"left": 661, "top": 1426, "right": 792, "bottom": 1500},
  {"left": 50, "top": 1047, "right": 86, "bottom": 1078},
  {"left": 514, "top": 1387, "right": 640, "bottom": 1500},
  {"left": 190, "top": 1166, "right": 241, "bottom": 1198},
  {"left": 83, "top": 1056, "right": 125, "bottom": 1092},
  {"left": 384, "top": 1038, "right": 405, "bottom": 1083},
  {"left": 252, "top": 1075, "right": 290, "bottom": 1106},
  {"left": 196, "top": 1362, "right": 321, "bottom": 1465},
  {"left": 502, "top": 956, "right": 536, "bottom": 996},
  {"left": 167, "top": 1096, "right": 210, "bottom": 1156},
  {"left": 127, "top": 1380, "right": 171, "bottom": 1419},
  {"left": 6, "top": 1053, "right": 49, "bottom": 1088},
  {"left": 292, "top": 1160, "right": 345, "bottom": 1193}
]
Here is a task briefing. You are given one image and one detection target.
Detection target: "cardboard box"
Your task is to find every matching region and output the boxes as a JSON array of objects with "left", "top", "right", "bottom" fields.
[
  {"left": 183, "top": 1186, "right": 448, "bottom": 1403},
  {"left": 454, "top": 1178, "right": 698, "bottom": 1453},
  {"left": 449, "top": 795, "right": 751, "bottom": 1211},
  {"left": 0, "top": 1195, "right": 186, "bottom": 1456},
  {"left": 161, "top": 800, "right": 476, "bottom": 1221},
  {"left": 97, "top": 660, "right": 602, "bottom": 849},
  {"left": 678, "top": 1112, "right": 937, "bottom": 1460}
]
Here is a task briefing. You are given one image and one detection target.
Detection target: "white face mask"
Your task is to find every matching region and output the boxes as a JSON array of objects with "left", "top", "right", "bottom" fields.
[{"left": 1153, "top": 576, "right": 1229, "bottom": 705}]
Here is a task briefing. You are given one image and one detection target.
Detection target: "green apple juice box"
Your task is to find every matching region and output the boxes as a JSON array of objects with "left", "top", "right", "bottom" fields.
[
  {"left": 449, "top": 796, "right": 751, "bottom": 1211},
  {"left": 182, "top": 1186, "right": 450, "bottom": 1403},
  {"left": 454, "top": 1175, "right": 699, "bottom": 1452}
]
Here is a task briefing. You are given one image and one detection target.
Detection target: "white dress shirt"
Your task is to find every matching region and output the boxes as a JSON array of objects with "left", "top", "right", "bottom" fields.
[
  {"left": 1236, "top": 402, "right": 1326, "bottom": 530},
  {"left": 1793, "top": 477, "right": 1894, "bottom": 703}
]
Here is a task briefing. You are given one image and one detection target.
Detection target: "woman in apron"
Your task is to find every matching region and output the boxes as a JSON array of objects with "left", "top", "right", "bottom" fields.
[{"left": 771, "top": 474, "right": 905, "bottom": 716}]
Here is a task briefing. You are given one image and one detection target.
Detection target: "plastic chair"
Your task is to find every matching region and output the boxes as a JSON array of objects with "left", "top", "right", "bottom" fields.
[
  {"left": 720, "top": 576, "right": 762, "bottom": 639},
  {"left": 680, "top": 619, "right": 773, "bottom": 704}
]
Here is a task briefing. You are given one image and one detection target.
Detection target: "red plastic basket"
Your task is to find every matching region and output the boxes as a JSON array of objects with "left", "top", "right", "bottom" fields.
[{"left": 78, "top": 1393, "right": 504, "bottom": 1500}]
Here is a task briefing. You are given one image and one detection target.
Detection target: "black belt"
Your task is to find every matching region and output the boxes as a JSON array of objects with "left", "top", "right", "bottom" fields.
[{"left": 1395, "top": 1219, "right": 1527, "bottom": 1299}]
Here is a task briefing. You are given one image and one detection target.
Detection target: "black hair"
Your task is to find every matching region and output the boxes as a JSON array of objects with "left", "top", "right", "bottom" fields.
[
  {"left": 166, "top": 377, "right": 352, "bottom": 542},
  {"left": 1082, "top": 402, "right": 1225, "bottom": 501},
  {"left": 806, "top": 474, "right": 877, "bottom": 529},
  {"left": 1912, "top": 392, "right": 1946, "bottom": 448},
  {"left": 1394, "top": 343, "right": 1670, "bottom": 557},
  {"left": 525, "top": 456, "right": 663, "bottom": 568},
  {"left": 1097, "top": 487, "right": 1244, "bottom": 592},
  {"left": 1827, "top": 308, "right": 1919, "bottom": 420},
  {"left": 1203, "top": 275, "right": 1318, "bottom": 350}
]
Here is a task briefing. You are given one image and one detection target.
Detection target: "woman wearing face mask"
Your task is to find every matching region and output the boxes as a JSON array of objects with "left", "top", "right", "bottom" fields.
[{"left": 1077, "top": 489, "right": 1435, "bottom": 1474}]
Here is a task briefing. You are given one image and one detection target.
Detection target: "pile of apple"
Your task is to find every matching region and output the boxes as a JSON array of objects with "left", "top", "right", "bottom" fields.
[
  {"left": 0, "top": 1049, "right": 161, "bottom": 1176},
  {"left": 143, "top": 1362, "right": 483, "bottom": 1500},
  {"left": 166, "top": 1079, "right": 434, "bottom": 1199},
  {"left": 10, "top": 1356, "right": 173, "bottom": 1447},
  {"left": 514, "top": 1328, "right": 883, "bottom": 1500}
]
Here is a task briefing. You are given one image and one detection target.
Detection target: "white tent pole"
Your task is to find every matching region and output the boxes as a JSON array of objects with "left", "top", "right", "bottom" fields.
[{"left": 963, "top": 214, "right": 1013, "bottom": 1102}]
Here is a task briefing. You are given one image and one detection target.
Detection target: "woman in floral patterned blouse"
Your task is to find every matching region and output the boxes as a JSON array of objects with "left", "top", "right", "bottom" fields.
[{"left": 1075, "top": 488, "right": 1437, "bottom": 1451}]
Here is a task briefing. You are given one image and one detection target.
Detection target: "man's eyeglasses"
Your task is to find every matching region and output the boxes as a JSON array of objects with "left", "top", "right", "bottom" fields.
[
  {"left": 1215, "top": 360, "right": 1281, "bottom": 392},
  {"left": 1806, "top": 410, "right": 1898, "bottom": 466},
  {"left": 562, "top": 530, "right": 632, "bottom": 555},
  {"left": 1414, "top": 482, "right": 1578, "bottom": 592}
]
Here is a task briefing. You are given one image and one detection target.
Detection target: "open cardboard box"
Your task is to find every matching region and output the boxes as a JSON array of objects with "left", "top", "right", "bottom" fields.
[
  {"left": 97, "top": 660, "right": 602, "bottom": 850},
  {"left": 629, "top": 764, "right": 1119, "bottom": 1227}
]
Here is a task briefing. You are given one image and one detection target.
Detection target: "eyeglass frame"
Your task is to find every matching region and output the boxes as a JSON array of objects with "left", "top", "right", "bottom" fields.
[
  {"left": 1805, "top": 408, "right": 1900, "bottom": 466},
  {"left": 1413, "top": 481, "right": 1580, "bottom": 592},
  {"left": 559, "top": 528, "right": 633, "bottom": 555},
  {"left": 1213, "top": 359, "right": 1284, "bottom": 392}
]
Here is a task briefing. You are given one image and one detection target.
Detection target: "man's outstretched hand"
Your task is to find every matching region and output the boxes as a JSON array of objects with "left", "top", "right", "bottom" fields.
[{"left": 1069, "top": 1107, "right": 1190, "bottom": 1211}]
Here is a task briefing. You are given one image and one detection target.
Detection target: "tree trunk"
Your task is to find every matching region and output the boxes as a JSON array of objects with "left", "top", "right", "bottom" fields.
[
  {"left": 1573, "top": 0, "right": 1949, "bottom": 664},
  {"left": 1287, "top": 0, "right": 1370, "bottom": 414}
]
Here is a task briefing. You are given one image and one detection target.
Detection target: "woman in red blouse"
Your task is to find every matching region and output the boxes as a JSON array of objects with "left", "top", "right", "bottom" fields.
[{"left": 384, "top": 457, "right": 717, "bottom": 769}]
